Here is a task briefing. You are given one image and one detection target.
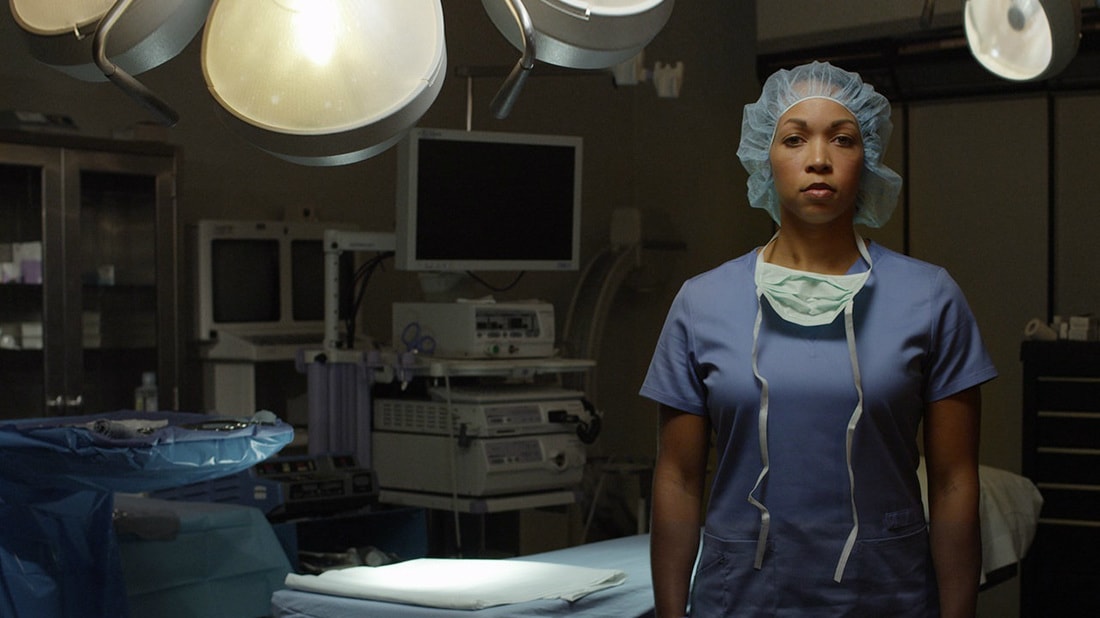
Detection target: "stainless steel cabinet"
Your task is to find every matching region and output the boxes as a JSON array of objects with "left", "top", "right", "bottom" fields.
[{"left": 0, "top": 131, "right": 178, "bottom": 418}]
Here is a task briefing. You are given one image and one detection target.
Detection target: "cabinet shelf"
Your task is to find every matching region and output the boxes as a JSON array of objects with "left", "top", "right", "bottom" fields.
[{"left": 0, "top": 282, "right": 42, "bottom": 313}]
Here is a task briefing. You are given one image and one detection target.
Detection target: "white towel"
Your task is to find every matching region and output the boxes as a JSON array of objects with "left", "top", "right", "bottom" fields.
[{"left": 284, "top": 558, "right": 627, "bottom": 610}]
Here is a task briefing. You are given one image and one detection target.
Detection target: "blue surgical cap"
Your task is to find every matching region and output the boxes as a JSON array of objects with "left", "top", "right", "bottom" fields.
[{"left": 736, "top": 61, "right": 902, "bottom": 228}]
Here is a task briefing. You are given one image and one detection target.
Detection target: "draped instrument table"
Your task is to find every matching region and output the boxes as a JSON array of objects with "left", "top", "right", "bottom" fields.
[{"left": 0, "top": 411, "right": 293, "bottom": 618}]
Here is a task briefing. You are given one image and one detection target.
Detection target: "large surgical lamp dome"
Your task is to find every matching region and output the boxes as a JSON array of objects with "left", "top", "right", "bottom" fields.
[
  {"left": 201, "top": 0, "right": 447, "bottom": 167},
  {"left": 964, "top": 0, "right": 1081, "bottom": 81},
  {"left": 8, "top": 0, "right": 212, "bottom": 83},
  {"left": 482, "top": 0, "right": 674, "bottom": 70},
  {"left": 481, "top": 0, "right": 674, "bottom": 118}
]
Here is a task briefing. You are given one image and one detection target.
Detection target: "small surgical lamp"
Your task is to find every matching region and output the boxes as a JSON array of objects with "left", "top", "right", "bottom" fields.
[
  {"left": 963, "top": 0, "right": 1081, "bottom": 81},
  {"left": 8, "top": 0, "right": 212, "bottom": 125},
  {"left": 481, "top": 0, "right": 675, "bottom": 118},
  {"left": 201, "top": 0, "right": 447, "bottom": 166}
]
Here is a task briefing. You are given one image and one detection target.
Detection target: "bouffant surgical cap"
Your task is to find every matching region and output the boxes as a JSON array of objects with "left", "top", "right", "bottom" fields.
[{"left": 736, "top": 61, "right": 902, "bottom": 228}]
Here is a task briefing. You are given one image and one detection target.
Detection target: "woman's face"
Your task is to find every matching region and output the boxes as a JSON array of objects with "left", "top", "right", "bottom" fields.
[{"left": 769, "top": 97, "right": 863, "bottom": 227}]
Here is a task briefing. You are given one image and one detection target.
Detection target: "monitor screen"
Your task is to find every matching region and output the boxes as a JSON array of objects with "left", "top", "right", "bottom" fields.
[
  {"left": 211, "top": 239, "right": 280, "bottom": 323},
  {"left": 290, "top": 239, "right": 326, "bottom": 321},
  {"left": 396, "top": 128, "right": 582, "bottom": 272}
]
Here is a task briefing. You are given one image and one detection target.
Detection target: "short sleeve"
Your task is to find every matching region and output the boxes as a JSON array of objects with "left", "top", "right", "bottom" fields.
[
  {"left": 639, "top": 283, "right": 709, "bottom": 415},
  {"left": 923, "top": 269, "right": 998, "bottom": 402}
]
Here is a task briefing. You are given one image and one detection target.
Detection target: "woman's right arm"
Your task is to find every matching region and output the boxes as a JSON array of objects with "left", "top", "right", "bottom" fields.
[{"left": 651, "top": 404, "right": 711, "bottom": 618}]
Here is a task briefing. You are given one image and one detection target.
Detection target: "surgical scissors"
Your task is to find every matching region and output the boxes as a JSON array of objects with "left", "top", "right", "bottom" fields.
[{"left": 401, "top": 321, "right": 437, "bottom": 355}]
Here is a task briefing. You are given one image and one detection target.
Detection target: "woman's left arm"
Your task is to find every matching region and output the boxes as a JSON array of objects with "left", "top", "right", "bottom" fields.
[{"left": 923, "top": 386, "right": 982, "bottom": 618}]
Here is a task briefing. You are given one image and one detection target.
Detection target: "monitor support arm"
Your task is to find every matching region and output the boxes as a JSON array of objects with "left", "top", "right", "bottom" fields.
[{"left": 322, "top": 230, "right": 396, "bottom": 351}]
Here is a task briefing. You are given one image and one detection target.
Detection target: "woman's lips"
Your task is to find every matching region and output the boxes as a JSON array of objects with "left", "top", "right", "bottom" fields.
[{"left": 802, "top": 183, "right": 835, "bottom": 199}]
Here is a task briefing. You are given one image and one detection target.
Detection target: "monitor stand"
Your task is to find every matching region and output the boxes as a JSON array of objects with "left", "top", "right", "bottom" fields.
[{"left": 417, "top": 271, "right": 480, "bottom": 301}]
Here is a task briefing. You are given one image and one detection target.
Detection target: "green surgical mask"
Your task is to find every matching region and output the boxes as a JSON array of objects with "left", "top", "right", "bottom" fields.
[{"left": 754, "top": 235, "right": 872, "bottom": 327}]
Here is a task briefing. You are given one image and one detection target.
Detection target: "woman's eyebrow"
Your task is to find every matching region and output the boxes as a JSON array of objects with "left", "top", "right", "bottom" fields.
[
  {"left": 777, "top": 117, "right": 858, "bottom": 129},
  {"left": 779, "top": 117, "right": 808, "bottom": 128}
]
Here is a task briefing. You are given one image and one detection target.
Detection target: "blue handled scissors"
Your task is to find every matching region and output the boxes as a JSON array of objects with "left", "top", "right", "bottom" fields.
[{"left": 401, "top": 321, "right": 437, "bottom": 355}]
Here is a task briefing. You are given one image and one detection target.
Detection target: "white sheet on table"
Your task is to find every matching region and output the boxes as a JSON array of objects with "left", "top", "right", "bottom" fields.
[
  {"left": 283, "top": 558, "right": 627, "bottom": 610},
  {"left": 973, "top": 463, "right": 1044, "bottom": 575},
  {"left": 917, "top": 458, "right": 1044, "bottom": 584}
]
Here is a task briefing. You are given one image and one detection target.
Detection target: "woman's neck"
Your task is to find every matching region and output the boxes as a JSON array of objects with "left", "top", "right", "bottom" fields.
[{"left": 763, "top": 223, "right": 863, "bottom": 275}]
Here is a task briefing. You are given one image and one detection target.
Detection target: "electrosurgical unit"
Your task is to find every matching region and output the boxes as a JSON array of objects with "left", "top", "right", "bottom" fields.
[
  {"left": 374, "top": 386, "right": 588, "bottom": 438},
  {"left": 372, "top": 386, "right": 592, "bottom": 497},
  {"left": 392, "top": 301, "right": 556, "bottom": 359},
  {"left": 372, "top": 431, "right": 585, "bottom": 497}
]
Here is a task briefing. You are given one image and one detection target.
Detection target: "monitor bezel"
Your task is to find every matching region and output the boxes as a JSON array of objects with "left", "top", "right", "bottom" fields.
[
  {"left": 395, "top": 127, "right": 583, "bottom": 273},
  {"left": 192, "top": 219, "right": 356, "bottom": 341}
]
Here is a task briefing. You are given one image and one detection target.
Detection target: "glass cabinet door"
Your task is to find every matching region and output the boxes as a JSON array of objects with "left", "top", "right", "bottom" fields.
[
  {"left": 68, "top": 150, "right": 178, "bottom": 416},
  {"left": 0, "top": 144, "right": 60, "bottom": 419},
  {"left": 0, "top": 136, "right": 177, "bottom": 419}
]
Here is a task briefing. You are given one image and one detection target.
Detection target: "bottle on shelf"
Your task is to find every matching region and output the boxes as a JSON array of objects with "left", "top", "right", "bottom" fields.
[{"left": 134, "top": 371, "right": 158, "bottom": 411}]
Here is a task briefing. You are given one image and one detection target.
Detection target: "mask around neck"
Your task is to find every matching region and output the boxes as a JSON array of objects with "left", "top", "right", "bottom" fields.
[
  {"left": 754, "top": 235, "right": 872, "bottom": 327},
  {"left": 748, "top": 232, "right": 873, "bottom": 581}
]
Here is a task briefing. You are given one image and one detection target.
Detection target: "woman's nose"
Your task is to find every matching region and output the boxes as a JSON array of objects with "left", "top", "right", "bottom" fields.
[{"left": 806, "top": 139, "right": 831, "bottom": 171}]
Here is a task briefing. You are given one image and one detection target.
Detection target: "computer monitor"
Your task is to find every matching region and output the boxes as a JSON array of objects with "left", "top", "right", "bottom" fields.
[
  {"left": 395, "top": 127, "right": 582, "bottom": 272},
  {"left": 192, "top": 219, "right": 356, "bottom": 342}
]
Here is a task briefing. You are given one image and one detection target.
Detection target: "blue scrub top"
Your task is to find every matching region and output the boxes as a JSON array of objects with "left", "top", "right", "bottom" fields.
[{"left": 640, "top": 241, "right": 997, "bottom": 615}]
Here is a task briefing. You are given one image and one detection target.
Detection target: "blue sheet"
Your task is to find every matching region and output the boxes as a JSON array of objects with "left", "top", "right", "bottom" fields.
[
  {"left": 271, "top": 533, "right": 655, "bottom": 618},
  {"left": 117, "top": 495, "right": 292, "bottom": 618},
  {"left": 0, "top": 410, "right": 294, "bottom": 618},
  {"left": 0, "top": 410, "right": 293, "bottom": 494}
]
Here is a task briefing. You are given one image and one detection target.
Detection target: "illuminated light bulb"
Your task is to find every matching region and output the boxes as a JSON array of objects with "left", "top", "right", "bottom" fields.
[
  {"left": 9, "top": 0, "right": 211, "bottom": 82},
  {"left": 964, "top": 0, "right": 1080, "bottom": 81},
  {"left": 288, "top": 1, "right": 339, "bottom": 66},
  {"left": 202, "top": 0, "right": 447, "bottom": 166},
  {"left": 9, "top": 0, "right": 115, "bottom": 36}
]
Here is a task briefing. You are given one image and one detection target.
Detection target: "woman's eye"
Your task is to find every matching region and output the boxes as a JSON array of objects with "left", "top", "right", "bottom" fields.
[
  {"left": 833, "top": 134, "right": 858, "bottom": 147},
  {"left": 781, "top": 135, "right": 805, "bottom": 146}
]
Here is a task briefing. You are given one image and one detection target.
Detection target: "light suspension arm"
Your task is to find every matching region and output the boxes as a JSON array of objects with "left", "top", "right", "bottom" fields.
[
  {"left": 921, "top": 0, "right": 937, "bottom": 28},
  {"left": 490, "top": 0, "right": 538, "bottom": 119},
  {"left": 93, "top": 0, "right": 179, "bottom": 126}
]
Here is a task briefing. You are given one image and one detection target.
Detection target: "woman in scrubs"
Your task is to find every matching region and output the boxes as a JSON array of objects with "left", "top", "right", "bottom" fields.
[{"left": 640, "top": 62, "right": 996, "bottom": 617}]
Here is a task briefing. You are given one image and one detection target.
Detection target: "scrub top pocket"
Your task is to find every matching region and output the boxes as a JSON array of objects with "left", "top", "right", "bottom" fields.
[
  {"left": 691, "top": 531, "right": 776, "bottom": 616},
  {"left": 846, "top": 527, "right": 939, "bottom": 617}
]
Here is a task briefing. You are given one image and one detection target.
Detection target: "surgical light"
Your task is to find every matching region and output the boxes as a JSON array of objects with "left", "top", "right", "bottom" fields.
[
  {"left": 481, "top": 0, "right": 675, "bottom": 118},
  {"left": 9, "top": 0, "right": 672, "bottom": 166},
  {"left": 201, "top": 0, "right": 447, "bottom": 166},
  {"left": 8, "top": 0, "right": 210, "bottom": 81},
  {"left": 8, "top": 0, "right": 212, "bottom": 125},
  {"left": 963, "top": 0, "right": 1081, "bottom": 81}
]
